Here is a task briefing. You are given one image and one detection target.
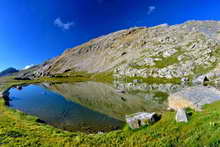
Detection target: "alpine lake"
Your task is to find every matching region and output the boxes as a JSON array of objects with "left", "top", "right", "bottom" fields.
[{"left": 7, "top": 81, "right": 187, "bottom": 133}]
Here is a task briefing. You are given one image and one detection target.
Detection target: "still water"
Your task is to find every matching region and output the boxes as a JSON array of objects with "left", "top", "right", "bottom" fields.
[{"left": 8, "top": 81, "right": 175, "bottom": 133}]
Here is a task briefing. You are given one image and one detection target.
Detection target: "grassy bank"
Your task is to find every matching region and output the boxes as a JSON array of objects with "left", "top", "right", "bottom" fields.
[
  {"left": 1, "top": 93, "right": 220, "bottom": 146},
  {"left": 0, "top": 71, "right": 113, "bottom": 92},
  {"left": 1, "top": 75, "right": 220, "bottom": 146}
]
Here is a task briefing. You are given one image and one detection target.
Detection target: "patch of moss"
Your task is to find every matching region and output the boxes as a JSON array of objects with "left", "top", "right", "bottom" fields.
[
  {"left": 129, "top": 64, "right": 151, "bottom": 69},
  {"left": 153, "top": 48, "right": 184, "bottom": 68},
  {"left": 90, "top": 72, "right": 114, "bottom": 84},
  {"left": 129, "top": 47, "right": 185, "bottom": 70},
  {"left": 153, "top": 91, "right": 169, "bottom": 103},
  {"left": 124, "top": 76, "right": 181, "bottom": 84}
]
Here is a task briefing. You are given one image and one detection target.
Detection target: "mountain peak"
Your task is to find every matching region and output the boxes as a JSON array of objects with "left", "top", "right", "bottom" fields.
[{"left": 0, "top": 67, "right": 19, "bottom": 77}]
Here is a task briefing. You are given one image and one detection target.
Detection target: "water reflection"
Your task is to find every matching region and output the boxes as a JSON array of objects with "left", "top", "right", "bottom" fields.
[
  {"left": 43, "top": 81, "right": 170, "bottom": 121},
  {"left": 8, "top": 81, "right": 182, "bottom": 133},
  {"left": 9, "top": 85, "right": 124, "bottom": 133}
]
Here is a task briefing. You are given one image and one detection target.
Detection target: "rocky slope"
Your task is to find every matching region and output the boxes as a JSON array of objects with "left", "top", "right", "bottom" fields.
[{"left": 27, "top": 21, "right": 220, "bottom": 82}]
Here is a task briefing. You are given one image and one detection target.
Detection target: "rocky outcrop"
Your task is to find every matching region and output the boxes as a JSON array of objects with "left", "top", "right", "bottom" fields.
[
  {"left": 168, "top": 86, "right": 220, "bottom": 111},
  {"left": 168, "top": 86, "right": 220, "bottom": 122},
  {"left": 193, "top": 64, "right": 220, "bottom": 85},
  {"left": 15, "top": 21, "right": 220, "bottom": 83},
  {"left": 125, "top": 112, "right": 157, "bottom": 129},
  {"left": 14, "top": 65, "right": 41, "bottom": 80}
]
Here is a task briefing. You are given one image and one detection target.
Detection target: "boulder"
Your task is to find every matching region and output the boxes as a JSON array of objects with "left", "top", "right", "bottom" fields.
[
  {"left": 16, "top": 86, "right": 22, "bottom": 90},
  {"left": 125, "top": 112, "right": 157, "bottom": 129},
  {"left": 175, "top": 109, "right": 188, "bottom": 122},
  {"left": 168, "top": 86, "right": 220, "bottom": 111},
  {"left": 193, "top": 75, "right": 209, "bottom": 85},
  {"left": 168, "top": 86, "right": 220, "bottom": 122},
  {"left": 0, "top": 90, "right": 9, "bottom": 98}
]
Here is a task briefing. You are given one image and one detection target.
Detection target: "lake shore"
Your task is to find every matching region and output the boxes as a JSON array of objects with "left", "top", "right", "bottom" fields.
[{"left": 1, "top": 75, "right": 220, "bottom": 146}]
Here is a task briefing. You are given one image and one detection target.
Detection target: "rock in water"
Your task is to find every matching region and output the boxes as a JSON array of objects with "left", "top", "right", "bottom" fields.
[
  {"left": 176, "top": 109, "right": 188, "bottom": 122},
  {"left": 0, "top": 89, "right": 9, "bottom": 98},
  {"left": 168, "top": 86, "right": 220, "bottom": 111}
]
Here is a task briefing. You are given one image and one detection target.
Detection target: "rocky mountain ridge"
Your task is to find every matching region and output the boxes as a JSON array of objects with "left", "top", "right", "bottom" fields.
[{"left": 21, "top": 21, "right": 220, "bottom": 83}]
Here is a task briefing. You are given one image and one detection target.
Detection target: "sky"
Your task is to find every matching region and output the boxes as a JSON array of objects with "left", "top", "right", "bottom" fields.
[{"left": 0, "top": 0, "right": 220, "bottom": 71}]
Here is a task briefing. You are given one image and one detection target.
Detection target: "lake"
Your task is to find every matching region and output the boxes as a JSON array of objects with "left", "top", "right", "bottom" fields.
[{"left": 8, "top": 81, "right": 182, "bottom": 133}]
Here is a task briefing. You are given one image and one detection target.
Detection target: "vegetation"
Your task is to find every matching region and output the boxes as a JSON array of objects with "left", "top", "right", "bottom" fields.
[
  {"left": 124, "top": 76, "right": 181, "bottom": 84},
  {"left": 129, "top": 47, "right": 184, "bottom": 70},
  {"left": 1, "top": 72, "right": 220, "bottom": 146},
  {"left": 0, "top": 71, "right": 114, "bottom": 92},
  {"left": 192, "top": 46, "right": 220, "bottom": 78},
  {"left": 1, "top": 83, "right": 220, "bottom": 146},
  {"left": 153, "top": 48, "right": 184, "bottom": 68}
]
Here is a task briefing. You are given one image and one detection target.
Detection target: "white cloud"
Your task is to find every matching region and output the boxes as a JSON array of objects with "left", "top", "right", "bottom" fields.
[
  {"left": 23, "top": 64, "right": 34, "bottom": 70},
  {"left": 147, "top": 6, "right": 156, "bottom": 15},
  {"left": 54, "top": 18, "right": 74, "bottom": 30}
]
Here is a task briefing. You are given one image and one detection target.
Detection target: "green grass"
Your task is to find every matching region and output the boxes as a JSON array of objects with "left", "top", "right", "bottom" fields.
[
  {"left": 0, "top": 71, "right": 114, "bottom": 92},
  {"left": 129, "top": 47, "right": 184, "bottom": 70},
  {"left": 124, "top": 76, "right": 181, "bottom": 84},
  {"left": 153, "top": 91, "right": 169, "bottom": 103},
  {"left": 153, "top": 48, "right": 184, "bottom": 68},
  {"left": 0, "top": 90, "right": 220, "bottom": 146}
]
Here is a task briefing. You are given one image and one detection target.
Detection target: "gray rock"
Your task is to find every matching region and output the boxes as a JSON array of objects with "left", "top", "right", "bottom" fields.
[
  {"left": 181, "top": 77, "right": 189, "bottom": 83},
  {"left": 175, "top": 109, "right": 188, "bottom": 122},
  {"left": 192, "top": 75, "right": 209, "bottom": 84},
  {"left": 125, "top": 112, "right": 157, "bottom": 129},
  {"left": 168, "top": 86, "right": 220, "bottom": 111},
  {"left": 0, "top": 89, "right": 9, "bottom": 98}
]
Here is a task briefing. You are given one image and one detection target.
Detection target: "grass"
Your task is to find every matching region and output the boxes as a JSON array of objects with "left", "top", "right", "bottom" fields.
[
  {"left": 1, "top": 87, "right": 220, "bottom": 146},
  {"left": 124, "top": 76, "right": 181, "bottom": 84},
  {"left": 153, "top": 47, "right": 184, "bottom": 68},
  {"left": 0, "top": 71, "right": 114, "bottom": 92},
  {"left": 153, "top": 91, "right": 169, "bottom": 103},
  {"left": 129, "top": 47, "right": 184, "bottom": 70},
  {"left": 1, "top": 74, "right": 220, "bottom": 146}
]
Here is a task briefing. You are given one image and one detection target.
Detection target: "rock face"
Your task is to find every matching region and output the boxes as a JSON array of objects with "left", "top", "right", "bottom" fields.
[
  {"left": 29, "top": 21, "right": 220, "bottom": 83},
  {"left": 168, "top": 86, "right": 220, "bottom": 122},
  {"left": 193, "top": 64, "right": 220, "bottom": 84},
  {"left": 14, "top": 65, "right": 40, "bottom": 80},
  {"left": 168, "top": 86, "right": 220, "bottom": 111},
  {"left": 125, "top": 112, "right": 157, "bottom": 129}
]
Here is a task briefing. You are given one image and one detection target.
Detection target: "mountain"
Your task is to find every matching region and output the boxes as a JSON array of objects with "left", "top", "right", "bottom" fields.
[
  {"left": 0, "top": 67, "right": 18, "bottom": 77},
  {"left": 23, "top": 21, "right": 220, "bottom": 83}
]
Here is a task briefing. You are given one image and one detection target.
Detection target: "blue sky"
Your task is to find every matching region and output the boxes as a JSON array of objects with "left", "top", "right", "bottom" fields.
[{"left": 0, "top": 0, "right": 220, "bottom": 71}]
